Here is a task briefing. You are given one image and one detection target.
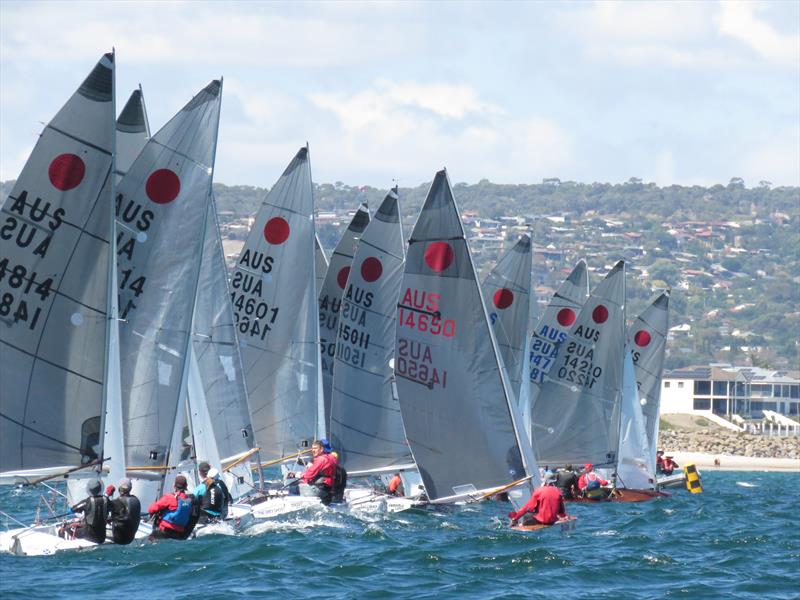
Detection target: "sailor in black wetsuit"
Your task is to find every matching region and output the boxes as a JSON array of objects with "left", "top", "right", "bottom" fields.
[
  {"left": 109, "top": 478, "right": 141, "bottom": 544},
  {"left": 555, "top": 464, "right": 579, "bottom": 499},
  {"left": 71, "top": 479, "right": 110, "bottom": 543}
]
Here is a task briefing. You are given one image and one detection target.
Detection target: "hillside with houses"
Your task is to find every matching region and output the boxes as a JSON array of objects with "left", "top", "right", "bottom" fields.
[{"left": 4, "top": 177, "right": 796, "bottom": 370}]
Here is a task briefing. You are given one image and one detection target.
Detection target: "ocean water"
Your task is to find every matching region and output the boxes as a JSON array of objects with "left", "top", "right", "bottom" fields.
[{"left": 1, "top": 471, "right": 798, "bottom": 599}]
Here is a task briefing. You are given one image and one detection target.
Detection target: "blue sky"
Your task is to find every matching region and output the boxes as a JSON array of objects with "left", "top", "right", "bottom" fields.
[{"left": 1, "top": 1, "right": 798, "bottom": 189}]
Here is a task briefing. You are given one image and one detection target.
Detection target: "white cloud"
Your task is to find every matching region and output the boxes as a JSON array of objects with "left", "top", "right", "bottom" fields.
[
  {"left": 716, "top": 2, "right": 800, "bottom": 66},
  {"left": 308, "top": 79, "right": 574, "bottom": 185},
  {"left": 0, "top": 2, "right": 415, "bottom": 68},
  {"left": 553, "top": 0, "right": 796, "bottom": 69},
  {"left": 738, "top": 134, "right": 800, "bottom": 188}
]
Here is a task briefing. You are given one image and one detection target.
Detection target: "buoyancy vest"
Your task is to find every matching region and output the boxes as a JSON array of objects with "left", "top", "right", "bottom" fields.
[{"left": 162, "top": 494, "right": 192, "bottom": 528}]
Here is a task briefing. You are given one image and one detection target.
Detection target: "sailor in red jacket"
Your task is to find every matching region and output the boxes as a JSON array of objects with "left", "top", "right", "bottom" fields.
[
  {"left": 148, "top": 475, "right": 194, "bottom": 539},
  {"left": 289, "top": 440, "right": 337, "bottom": 504},
  {"left": 508, "top": 478, "right": 567, "bottom": 526},
  {"left": 577, "top": 463, "right": 609, "bottom": 499}
]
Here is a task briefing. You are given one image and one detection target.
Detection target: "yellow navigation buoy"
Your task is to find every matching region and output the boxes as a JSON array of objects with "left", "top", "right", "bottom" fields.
[{"left": 684, "top": 462, "right": 703, "bottom": 494}]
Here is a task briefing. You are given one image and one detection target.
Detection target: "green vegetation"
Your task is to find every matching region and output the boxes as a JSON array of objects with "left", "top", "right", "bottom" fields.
[{"left": 3, "top": 176, "right": 797, "bottom": 370}]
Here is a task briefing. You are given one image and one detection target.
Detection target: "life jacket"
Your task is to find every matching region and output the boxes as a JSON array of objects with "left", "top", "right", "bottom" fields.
[
  {"left": 585, "top": 472, "right": 601, "bottom": 491},
  {"left": 162, "top": 493, "right": 192, "bottom": 528},
  {"left": 331, "top": 465, "right": 347, "bottom": 503}
]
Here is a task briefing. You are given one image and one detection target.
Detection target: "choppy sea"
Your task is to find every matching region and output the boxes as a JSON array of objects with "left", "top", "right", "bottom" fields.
[{"left": 0, "top": 471, "right": 798, "bottom": 599}]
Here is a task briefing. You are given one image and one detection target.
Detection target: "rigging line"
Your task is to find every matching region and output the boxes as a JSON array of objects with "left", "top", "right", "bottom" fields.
[
  {"left": 397, "top": 303, "right": 440, "bottom": 318},
  {"left": 395, "top": 371, "right": 434, "bottom": 390},
  {"left": 0, "top": 338, "right": 103, "bottom": 385},
  {"left": 0, "top": 412, "right": 88, "bottom": 453},
  {"left": 47, "top": 125, "right": 112, "bottom": 156}
]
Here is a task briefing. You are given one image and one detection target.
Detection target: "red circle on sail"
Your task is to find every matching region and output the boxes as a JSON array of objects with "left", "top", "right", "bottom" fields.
[
  {"left": 48, "top": 154, "right": 85, "bottom": 190},
  {"left": 634, "top": 330, "right": 652, "bottom": 347},
  {"left": 592, "top": 305, "right": 609, "bottom": 324},
  {"left": 424, "top": 242, "right": 454, "bottom": 272},
  {"left": 263, "top": 217, "right": 290, "bottom": 244},
  {"left": 337, "top": 266, "right": 350, "bottom": 289},
  {"left": 361, "top": 257, "right": 383, "bottom": 282},
  {"left": 146, "top": 169, "right": 181, "bottom": 204},
  {"left": 556, "top": 308, "right": 576, "bottom": 327},
  {"left": 493, "top": 288, "right": 514, "bottom": 309}
]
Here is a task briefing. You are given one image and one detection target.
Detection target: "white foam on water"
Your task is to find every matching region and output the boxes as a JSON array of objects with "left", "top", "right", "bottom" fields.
[{"left": 736, "top": 481, "right": 757, "bottom": 488}]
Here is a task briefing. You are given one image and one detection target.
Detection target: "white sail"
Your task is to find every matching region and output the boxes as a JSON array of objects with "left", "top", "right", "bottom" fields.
[
  {"left": 615, "top": 349, "right": 655, "bottom": 489},
  {"left": 0, "top": 53, "right": 117, "bottom": 481},
  {"left": 530, "top": 261, "right": 626, "bottom": 469},
  {"left": 630, "top": 290, "right": 670, "bottom": 471},
  {"left": 314, "top": 234, "right": 328, "bottom": 297},
  {"left": 117, "top": 80, "right": 222, "bottom": 503},
  {"left": 232, "top": 147, "right": 318, "bottom": 460},
  {"left": 520, "top": 260, "right": 588, "bottom": 442},
  {"left": 481, "top": 234, "right": 532, "bottom": 403},
  {"left": 329, "top": 189, "right": 414, "bottom": 474},
  {"left": 115, "top": 87, "right": 150, "bottom": 183},
  {"left": 318, "top": 205, "right": 370, "bottom": 431},
  {"left": 188, "top": 193, "right": 255, "bottom": 489},
  {"left": 395, "top": 170, "right": 537, "bottom": 503}
]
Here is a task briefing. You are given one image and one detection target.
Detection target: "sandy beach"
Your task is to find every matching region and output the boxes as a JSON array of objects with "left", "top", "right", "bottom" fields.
[{"left": 669, "top": 452, "right": 800, "bottom": 472}]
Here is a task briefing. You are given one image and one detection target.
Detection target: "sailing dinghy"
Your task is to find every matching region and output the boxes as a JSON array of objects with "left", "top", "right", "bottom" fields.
[
  {"left": 328, "top": 189, "right": 425, "bottom": 513},
  {"left": 318, "top": 204, "right": 370, "bottom": 431},
  {"left": 0, "top": 53, "right": 127, "bottom": 555},
  {"left": 481, "top": 234, "right": 532, "bottom": 405},
  {"left": 116, "top": 78, "right": 223, "bottom": 517},
  {"left": 519, "top": 260, "right": 588, "bottom": 445},
  {"left": 628, "top": 292, "right": 681, "bottom": 489},
  {"left": 228, "top": 148, "right": 332, "bottom": 518},
  {"left": 394, "top": 169, "right": 539, "bottom": 508}
]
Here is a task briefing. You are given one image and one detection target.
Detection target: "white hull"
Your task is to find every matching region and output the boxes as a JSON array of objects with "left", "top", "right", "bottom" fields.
[
  {"left": 656, "top": 473, "right": 686, "bottom": 490},
  {"left": 193, "top": 503, "right": 254, "bottom": 537},
  {"left": 0, "top": 521, "right": 153, "bottom": 557}
]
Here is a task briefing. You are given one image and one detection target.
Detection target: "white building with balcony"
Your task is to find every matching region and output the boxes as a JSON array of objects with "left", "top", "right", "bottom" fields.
[{"left": 661, "top": 364, "right": 800, "bottom": 418}]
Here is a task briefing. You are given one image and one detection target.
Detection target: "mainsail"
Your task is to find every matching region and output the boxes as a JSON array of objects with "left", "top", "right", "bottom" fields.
[
  {"left": 0, "top": 53, "right": 117, "bottom": 479},
  {"left": 395, "top": 170, "right": 537, "bottom": 502},
  {"left": 481, "top": 234, "right": 532, "bottom": 403},
  {"left": 329, "top": 188, "right": 413, "bottom": 474},
  {"left": 520, "top": 260, "right": 588, "bottom": 442},
  {"left": 117, "top": 80, "right": 222, "bottom": 498},
  {"left": 115, "top": 87, "right": 150, "bottom": 183},
  {"left": 232, "top": 147, "right": 318, "bottom": 459},
  {"left": 530, "top": 261, "right": 626, "bottom": 468},
  {"left": 318, "top": 204, "right": 370, "bottom": 430},
  {"left": 630, "top": 290, "right": 670, "bottom": 469}
]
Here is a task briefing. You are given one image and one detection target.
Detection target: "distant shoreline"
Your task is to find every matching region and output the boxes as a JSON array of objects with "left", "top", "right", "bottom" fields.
[{"left": 669, "top": 452, "right": 800, "bottom": 473}]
